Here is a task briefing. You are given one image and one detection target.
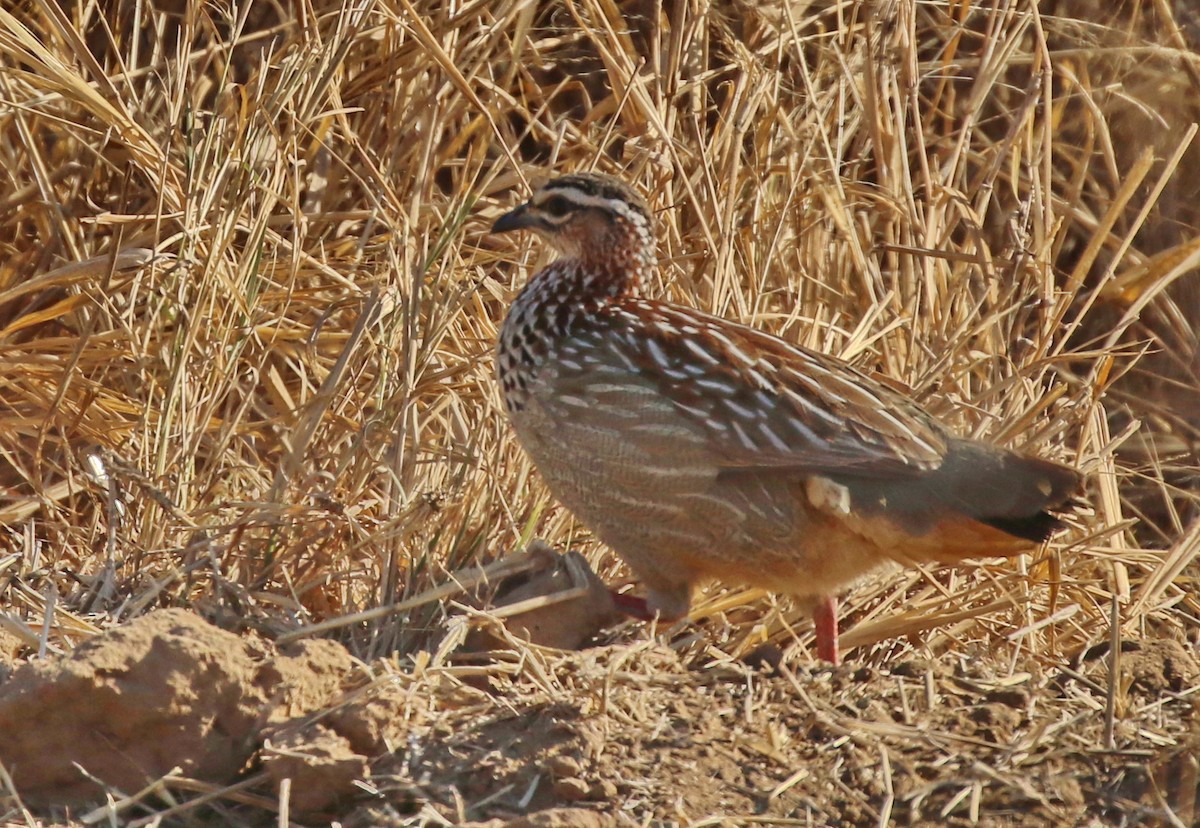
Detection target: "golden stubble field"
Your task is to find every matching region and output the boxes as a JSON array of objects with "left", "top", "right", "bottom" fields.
[{"left": 0, "top": 1, "right": 1198, "bottom": 825}]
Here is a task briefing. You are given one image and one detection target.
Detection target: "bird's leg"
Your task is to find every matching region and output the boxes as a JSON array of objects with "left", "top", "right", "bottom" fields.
[
  {"left": 813, "top": 594, "right": 840, "bottom": 665},
  {"left": 610, "top": 590, "right": 655, "bottom": 619},
  {"left": 610, "top": 587, "right": 689, "bottom": 623}
]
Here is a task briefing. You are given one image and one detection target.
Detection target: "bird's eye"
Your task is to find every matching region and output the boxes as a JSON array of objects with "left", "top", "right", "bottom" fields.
[{"left": 540, "top": 195, "right": 572, "bottom": 218}]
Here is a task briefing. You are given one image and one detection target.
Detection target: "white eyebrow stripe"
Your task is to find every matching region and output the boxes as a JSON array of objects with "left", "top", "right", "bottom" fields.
[{"left": 537, "top": 188, "right": 644, "bottom": 221}]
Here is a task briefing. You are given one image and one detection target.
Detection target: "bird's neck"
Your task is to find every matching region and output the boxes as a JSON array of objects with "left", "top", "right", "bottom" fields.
[
  {"left": 523, "top": 248, "right": 650, "bottom": 309},
  {"left": 567, "top": 215, "right": 657, "bottom": 300}
]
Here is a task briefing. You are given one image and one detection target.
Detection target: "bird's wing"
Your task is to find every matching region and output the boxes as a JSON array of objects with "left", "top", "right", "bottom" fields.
[{"left": 587, "top": 301, "right": 949, "bottom": 478}]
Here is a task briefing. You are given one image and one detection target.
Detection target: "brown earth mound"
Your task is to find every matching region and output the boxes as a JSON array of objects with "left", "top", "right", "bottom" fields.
[{"left": 0, "top": 609, "right": 353, "bottom": 810}]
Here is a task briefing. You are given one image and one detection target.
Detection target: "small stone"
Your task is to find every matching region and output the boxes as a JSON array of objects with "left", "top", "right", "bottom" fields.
[
  {"left": 987, "top": 687, "right": 1030, "bottom": 709},
  {"left": 741, "top": 643, "right": 783, "bottom": 674},
  {"left": 546, "top": 754, "right": 583, "bottom": 777},
  {"left": 589, "top": 779, "right": 618, "bottom": 799},
  {"left": 503, "top": 809, "right": 614, "bottom": 828},
  {"left": 853, "top": 666, "right": 877, "bottom": 683},
  {"left": 551, "top": 776, "right": 590, "bottom": 801}
]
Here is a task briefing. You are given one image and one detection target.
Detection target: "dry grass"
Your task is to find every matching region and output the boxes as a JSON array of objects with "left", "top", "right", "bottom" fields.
[{"left": 1, "top": 0, "right": 1198, "bottom": 823}]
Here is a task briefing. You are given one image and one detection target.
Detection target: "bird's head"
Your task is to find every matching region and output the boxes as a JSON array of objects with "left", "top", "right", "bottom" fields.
[{"left": 491, "top": 172, "right": 656, "bottom": 275}]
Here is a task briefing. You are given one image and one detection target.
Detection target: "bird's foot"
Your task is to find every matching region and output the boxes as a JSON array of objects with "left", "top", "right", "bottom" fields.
[
  {"left": 609, "top": 590, "right": 654, "bottom": 620},
  {"left": 609, "top": 590, "right": 687, "bottom": 624},
  {"left": 813, "top": 594, "right": 840, "bottom": 665}
]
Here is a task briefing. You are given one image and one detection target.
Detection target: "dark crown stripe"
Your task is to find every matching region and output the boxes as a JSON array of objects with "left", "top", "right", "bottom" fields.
[{"left": 540, "top": 173, "right": 652, "bottom": 223}]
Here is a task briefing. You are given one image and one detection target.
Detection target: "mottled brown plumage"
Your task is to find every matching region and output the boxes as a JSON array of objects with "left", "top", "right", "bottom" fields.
[{"left": 492, "top": 172, "right": 1081, "bottom": 663}]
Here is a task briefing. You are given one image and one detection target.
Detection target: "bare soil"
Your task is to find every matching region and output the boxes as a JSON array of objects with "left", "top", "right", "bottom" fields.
[{"left": 2, "top": 604, "right": 1197, "bottom": 825}]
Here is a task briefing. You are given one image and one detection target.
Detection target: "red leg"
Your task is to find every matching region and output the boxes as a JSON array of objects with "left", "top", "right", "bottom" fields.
[
  {"left": 610, "top": 590, "right": 654, "bottom": 620},
  {"left": 813, "top": 594, "right": 840, "bottom": 665}
]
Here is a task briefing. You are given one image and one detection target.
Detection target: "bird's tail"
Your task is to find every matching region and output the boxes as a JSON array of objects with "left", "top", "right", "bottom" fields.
[
  {"left": 839, "top": 438, "right": 1082, "bottom": 557},
  {"left": 939, "top": 440, "right": 1082, "bottom": 542}
]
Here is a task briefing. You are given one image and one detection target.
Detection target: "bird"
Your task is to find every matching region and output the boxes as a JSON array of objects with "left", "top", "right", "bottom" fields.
[{"left": 490, "top": 171, "right": 1081, "bottom": 664}]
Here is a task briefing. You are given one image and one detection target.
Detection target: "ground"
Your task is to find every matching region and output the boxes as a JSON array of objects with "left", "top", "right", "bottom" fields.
[{"left": 1, "top": 593, "right": 1197, "bottom": 825}]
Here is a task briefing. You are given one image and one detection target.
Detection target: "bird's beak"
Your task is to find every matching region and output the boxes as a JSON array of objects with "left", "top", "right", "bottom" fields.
[{"left": 491, "top": 202, "right": 535, "bottom": 234}]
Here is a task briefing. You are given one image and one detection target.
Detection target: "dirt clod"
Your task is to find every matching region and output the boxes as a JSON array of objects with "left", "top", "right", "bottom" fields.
[
  {"left": 0, "top": 609, "right": 355, "bottom": 807},
  {"left": 502, "top": 808, "right": 615, "bottom": 828},
  {"left": 550, "top": 776, "right": 590, "bottom": 802},
  {"left": 1124, "top": 638, "right": 1199, "bottom": 694},
  {"left": 263, "top": 725, "right": 368, "bottom": 814},
  {"left": 464, "top": 546, "right": 622, "bottom": 652},
  {"left": 544, "top": 754, "right": 582, "bottom": 778}
]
